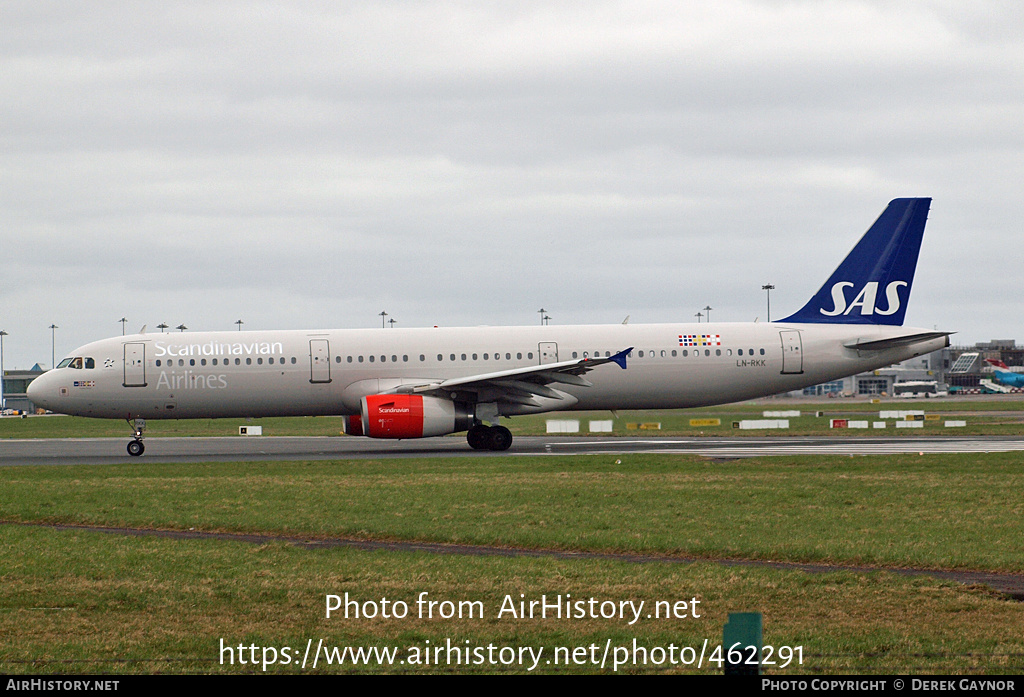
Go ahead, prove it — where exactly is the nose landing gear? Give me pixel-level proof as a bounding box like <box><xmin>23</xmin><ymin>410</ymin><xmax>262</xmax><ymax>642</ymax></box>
<box><xmin>126</xmin><ymin>418</ymin><xmax>146</xmax><ymax>457</ymax></box>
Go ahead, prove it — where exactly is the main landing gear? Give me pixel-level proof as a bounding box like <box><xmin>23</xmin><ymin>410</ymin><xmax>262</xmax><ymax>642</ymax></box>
<box><xmin>126</xmin><ymin>418</ymin><xmax>146</xmax><ymax>457</ymax></box>
<box><xmin>466</xmin><ymin>424</ymin><xmax>513</xmax><ymax>451</ymax></box>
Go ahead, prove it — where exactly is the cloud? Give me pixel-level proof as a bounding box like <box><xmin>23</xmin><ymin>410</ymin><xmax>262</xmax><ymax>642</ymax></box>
<box><xmin>2</xmin><ymin>1</ymin><xmax>1023</xmax><ymax>366</ymax></box>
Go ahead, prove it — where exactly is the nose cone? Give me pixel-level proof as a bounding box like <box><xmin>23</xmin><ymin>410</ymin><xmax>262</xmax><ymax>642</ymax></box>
<box><xmin>26</xmin><ymin>371</ymin><xmax>59</xmax><ymax>412</ymax></box>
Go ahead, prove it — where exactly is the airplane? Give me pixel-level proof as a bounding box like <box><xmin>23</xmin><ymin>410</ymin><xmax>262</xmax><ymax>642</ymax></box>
<box><xmin>27</xmin><ymin>197</ymin><xmax>950</xmax><ymax>457</ymax></box>
<box><xmin>983</xmin><ymin>359</ymin><xmax>1024</xmax><ymax>389</ymax></box>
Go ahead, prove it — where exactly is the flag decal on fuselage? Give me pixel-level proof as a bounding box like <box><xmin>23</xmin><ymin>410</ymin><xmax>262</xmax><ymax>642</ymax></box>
<box><xmin>679</xmin><ymin>334</ymin><xmax>721</xmax><ymax>347</ymax></box>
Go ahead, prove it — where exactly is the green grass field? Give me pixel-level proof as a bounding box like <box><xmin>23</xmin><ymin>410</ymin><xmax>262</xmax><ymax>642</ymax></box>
<box><xmin>2</xmin><ymin>451</ymin><xmax>1023</xmax><ymax>674</ymax></box>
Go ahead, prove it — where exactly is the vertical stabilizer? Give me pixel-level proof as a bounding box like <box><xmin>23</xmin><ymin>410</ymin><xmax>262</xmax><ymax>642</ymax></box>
<box><xmin>779</xmin><ymin>198</ymin><xmax>931</xmax><ymax>326</ymax></box>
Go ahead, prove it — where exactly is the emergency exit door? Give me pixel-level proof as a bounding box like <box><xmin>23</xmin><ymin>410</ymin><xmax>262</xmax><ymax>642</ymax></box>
<box><xmin>780</xmin><ymin>330</ymin><xmax>803</xmax><ymax>375</ymax></box>
<box><xmin>538</xmin><ymin>342</ymin><xmax>558</xmax><ymax>365</ymax></box>
<box><xmin>309</xmin><ymin>339</ymin><xmax>332</xmax><ymax>383</ymax></box>
<box><xmin>123</xmin><ymin>343</ymin><xmax>147</xmax><ymax>387</ymax></box>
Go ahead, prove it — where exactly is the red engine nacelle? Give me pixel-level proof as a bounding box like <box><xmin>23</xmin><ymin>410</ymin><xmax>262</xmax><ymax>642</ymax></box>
<box><xmin>360</xmin><ymin>394</ymin><xmax>473</xmax><ymax>439</ymax></box>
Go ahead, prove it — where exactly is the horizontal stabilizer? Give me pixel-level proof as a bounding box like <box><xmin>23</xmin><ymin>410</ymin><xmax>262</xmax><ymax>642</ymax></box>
<box><xmin>843</xmin><ymin>331</ymin><xmax>951</xmax><ymax>352</ymax></box>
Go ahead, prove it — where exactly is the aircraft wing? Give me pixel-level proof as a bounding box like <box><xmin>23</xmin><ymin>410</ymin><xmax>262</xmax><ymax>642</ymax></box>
<box><xmin>383</xmin><ymin>347</ymin><xmax>633</xmax><ymax>406</ymax></box>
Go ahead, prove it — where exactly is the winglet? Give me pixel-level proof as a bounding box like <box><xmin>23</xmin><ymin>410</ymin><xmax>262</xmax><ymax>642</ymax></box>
<box><xmin>610</xmin><ymin>347</ymin><xmax>633</xmax><ymax>369</ymax></box>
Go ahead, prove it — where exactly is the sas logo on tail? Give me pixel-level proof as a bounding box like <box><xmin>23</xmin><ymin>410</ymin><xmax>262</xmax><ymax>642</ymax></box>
<box><xmin>820</xmin><ymin>281</ymin><xmax>907</xmax><ymax>317</ymax></box>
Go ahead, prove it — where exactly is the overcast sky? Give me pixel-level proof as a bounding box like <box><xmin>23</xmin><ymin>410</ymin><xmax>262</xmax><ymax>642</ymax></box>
<box><xmin>2</xmin><ymin>1</ymin><xmax>1023</xmax><ymax>369</ymax></box>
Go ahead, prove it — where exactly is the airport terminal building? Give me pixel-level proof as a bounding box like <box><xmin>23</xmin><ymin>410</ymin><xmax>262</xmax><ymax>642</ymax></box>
<box><xmin>2</xmin><ymin>366</ymin><xmax>46</xmax><ymax>413</ymax></box>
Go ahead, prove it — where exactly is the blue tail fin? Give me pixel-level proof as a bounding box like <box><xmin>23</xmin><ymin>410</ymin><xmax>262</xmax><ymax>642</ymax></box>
<box><xmin>778</xmin><ymin>198</ymin><xmax>931</xmax><ymax>326</ymax></box>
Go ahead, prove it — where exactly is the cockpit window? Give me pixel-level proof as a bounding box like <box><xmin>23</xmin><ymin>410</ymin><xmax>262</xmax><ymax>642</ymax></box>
<box><xmin>56</xmin><ymin>357</ymin><xmax>94</xmax><ymax>369</ymax></box>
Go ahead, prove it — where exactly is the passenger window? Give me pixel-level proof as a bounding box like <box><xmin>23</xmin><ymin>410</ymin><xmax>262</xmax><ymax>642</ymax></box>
<box><xmin>760</xmin><ymin>349</ymin><xmax>765</xmax><ymax>355</ymax></box>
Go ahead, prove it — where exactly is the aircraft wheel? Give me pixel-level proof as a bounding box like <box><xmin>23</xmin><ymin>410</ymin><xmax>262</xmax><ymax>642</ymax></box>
<box><xmin>127</xmin><ymin>440</ymin><xmax>145</xmax><ymax>457</ymax></box>
<box><xmin>488</xmin><ymin>426</ymin><xmax>513</xmax><ymax>451</ymax></box>
<box><xmin>467</xmin><ymin>425</ymin><xmax>490</xmax><ymax>450</ymax></box>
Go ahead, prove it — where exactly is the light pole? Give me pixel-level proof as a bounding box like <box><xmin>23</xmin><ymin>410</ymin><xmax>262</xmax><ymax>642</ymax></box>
<box><xmin>49</xmin><ymin>324</ymin><xmax>58</xmax><ymax>368</ymax></box>
<box><xmin>176</xmin><ymin>324</ymin><xmax>187</xmax><ymax>333</ymax></box>
<box><xmin>157</xmin><ymin>323</ymin><xmax>168</xmax><ymax>333</ymax></box>
<box><xmin>0</xmin><ymin>330</ymin><xmax>7</xmax><ymax>409</ymax></box>
<box><xmin>388</xmin><ymin>318</ymin><xmax>397</xmax><ymax>329</ymax></box>
<box><xmin>762</xmin><ymin>284</ymin><xmax>775</xmax><ymax>322</ymax></box>
<box><xmin>235</xmin><ymin>319</ymin><xmax>244</xmax><ymax>331</ymax></box>
<box><xmin>120</xmin><ymin>317</ymin><xmax>128</xmax><ymax>335</ymax></box>
<box><xmin>695</xmin><ymin>312</ymin><xmax>703</xmax><ymax>323</ymax></box>
<box><xmin>379</xmin><ymin>311</ymin><xmax>388</xmax><ymax>328</ymax></box>
<box><xmin>703</xmin><ymin>305</ymin><xmax>713</xmax><ymax>323</ymax></box>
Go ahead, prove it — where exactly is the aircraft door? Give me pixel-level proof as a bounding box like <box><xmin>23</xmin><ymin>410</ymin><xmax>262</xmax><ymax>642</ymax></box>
<box><xmin>123</xmin><ymin>343</ymin><xmax>147</xmax><ymax>387</ymax></box>
<box><xmin>309</xmin><ymin>339</ymin><xmax>332</xmax><ymax>383</ymax></box>
<box><xmin>538</xmin><ymin>342</ymin><xmax>558</xmax><ymax>365</ymax></box>
<box><xmin>780</xmin><ymin>330</ymin><xmax>804</xmax><ymax>375</ymax></box>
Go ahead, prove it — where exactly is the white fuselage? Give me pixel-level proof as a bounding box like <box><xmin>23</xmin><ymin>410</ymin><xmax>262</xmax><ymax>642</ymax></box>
<box><xmin>28</xmin><ymin>321</ymin><xmax>947</xmax><ymax>421</ymax></box>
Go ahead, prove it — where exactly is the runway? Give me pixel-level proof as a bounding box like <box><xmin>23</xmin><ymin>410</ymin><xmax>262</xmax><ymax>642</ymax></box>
<box><xmin>3</xmin><ymin>434</ymin><xmax>1024</xmax><ymax>466</ymax></box>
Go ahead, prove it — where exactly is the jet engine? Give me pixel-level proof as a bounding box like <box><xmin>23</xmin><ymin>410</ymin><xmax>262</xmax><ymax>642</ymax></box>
<box><xmin>360</xmin><ymin>394</ymin><xmax>473</xmax><ymax>439</ymax></box>
<box><xmin>342</xmin><ymin>414</ymin><xmax>364</xmax><ymax>436</ymax></box>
